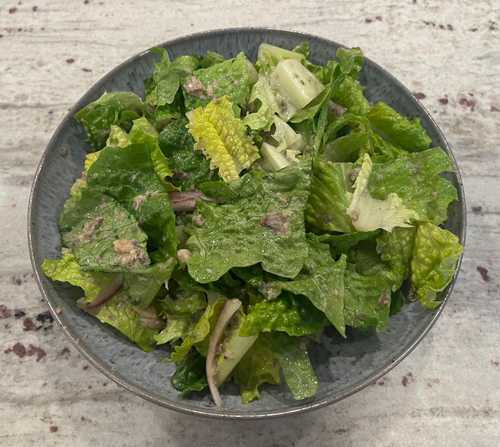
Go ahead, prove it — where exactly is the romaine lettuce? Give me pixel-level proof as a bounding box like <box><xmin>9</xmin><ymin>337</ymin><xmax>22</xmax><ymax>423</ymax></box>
<box><xmin>187</xmin><ymin>96</ymin><xmax>260</xmax><ymax>182</ymax></box>
<box><xmin>411</xmin><ymin>223</ymin><xmax>463</xmax><ymax>309</ymax></box>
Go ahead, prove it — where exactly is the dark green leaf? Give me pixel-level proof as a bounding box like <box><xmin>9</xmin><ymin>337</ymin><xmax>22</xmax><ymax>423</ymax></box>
<box><xmin>75</xmin><ymin>92</ymin><xmax>144</xmax><ymax>149</ymax></box>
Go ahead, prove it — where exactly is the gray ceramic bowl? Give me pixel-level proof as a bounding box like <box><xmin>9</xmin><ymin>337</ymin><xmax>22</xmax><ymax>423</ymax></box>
<box><xmin>28</xmin><ymin>28</ymin><xmax>465</xmax><ymax>419</ymax></box>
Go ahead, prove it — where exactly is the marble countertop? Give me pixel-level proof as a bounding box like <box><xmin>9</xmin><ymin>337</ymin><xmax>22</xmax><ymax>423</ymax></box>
<box><xmin>0</xmin><ymin>1</ymin><xmax>499</xmax><ymax>446</ymax></box>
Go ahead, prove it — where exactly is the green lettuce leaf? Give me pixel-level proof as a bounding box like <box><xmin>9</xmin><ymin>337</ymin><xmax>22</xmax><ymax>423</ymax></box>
<box><xmin>75</xmin><ymin>92</ymin><xmax>144</xmax><ymax>149</ymax></box>
<box><xmin>268</xmin><ymin>236</ymin><xmax>347</xmax><ymax>336</ymax></box>
<box><xmin>376</xmin><ymin>227</ymin><xmax>416</xmax><ymax>290</ymax></box>
<box><xmin>62</xmin><ymin>195</ymin><xmax>150</xmax><ymax>272</ymax></box>
<box><xmin>306</xmin><ymin>159</ymin><xmax>354</xmax><ymax>233</ymax></box>
<box><xmin>368</xmin><ymin>148</ymin><xmax>458</xmax><ymax>225</ymax></box>
<box><xmin>123</xmin><ymin>258</ymin><xmax>177</xmax><ymax>308</ymax></box>
<box><xmin>42</xmin><ymin>249</ymin><xmax>117</xmax><ymax>302</ymax></box>
<box><xmin>159</xmin><ymin>117</ymin><xmax>214</xmax><ymax>190</ymax></box>
<box><xmin>187</xmin><ymin>164</ymin><xmax>311</xmax><ymax>283</ymax></box>
<box><xmin>96</xmin><ymin>292</ymin><xmax>159</xmax><ymax>351</ymax></box>
<box><xmin>106</xmin><ymin>125</ymin><xmax>130</xmax><ymax>148</ymax></box>
<box><xmin>268</xmin><ymin>333</ymin><xmax>318</xmax><ymax>400</ymax></box>
<box><xmin>347</xmin><ymin>154</ymin><xmax>418</xmax><ymax>232</ymax></box>
<box><xmin>170</xmin><ymin>297</ymin><xmax>225</xmax><ymax>362</ymax></box>
<box><xmin>318</xmin><ymin>231</ymin><xmax>380</xmax><ymax>256</ymax></box>
<box><xmin>128</xmin><ymin>117</ymin><xmax>173</xmax><ymax>179</ymax></box>
<box><xmin>332</xmin><ymin>76</ymin><xmax>370</xmax><ymax>115</ymax></box>
<box><xmin>198</xmin><ymin>51</ymin><xmax>225</xmax><ymax>68</ymax></box>
<box><xmin>155</xmin><ymin>313</ymin><xmax>192</xmax><ymax>345</ymax></box>
<box><xmin>171</xmin><ymin>350</ymin><xmax>208</xmax><ymax>394</ymax></box>
<box><xmin>145</xmin><ymin>48</ymin><xmax>197</xmax><ymax>108</ymax></box>
<box><xmin>344</xmin><ymin>266</ymin><xmax>392</xmax><ymax>330</ymax></box>
<box><xmin>411</xmin><ymin>223</ymin><xmax>463</xmax><ymax>309</ymax></box>
<box><xmin>336</xmin><ymin>47</ymin><xmax>364</xmax><ymax>78</ymax></box>
<box><xmin>187</xmin><ymin>96</ymin><xmax>260</xmax><ymax>182</ymax></box>
<box><xmin>240</xmin><ymin>292</ymin><xmax>327</xmax><ymax>337</ymax></box>
<box><xmin>183</xmin><ymin>52</ymin><xmax>256</xmax><ymax>109</ymax></box>
<box><xmin>233</xmin><ymin>336</ymin><xmax>281</xmax><ymax>403</ymax></box>
<box><xmin>86</xmin><ymin>143</ymin><xmax>177</xmax><ymax>256</ymax></box>
<box><xmin>367</xmin><ymin>102</ymin><xmax>432</xmax><ymax>151</ymax></box>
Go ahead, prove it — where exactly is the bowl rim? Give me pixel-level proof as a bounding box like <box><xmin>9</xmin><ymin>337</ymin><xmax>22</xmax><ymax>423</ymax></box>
<box><xmin>28</xmin><ymin>27</ymin><xmax>466</xmax><ymax>420</ymax></box>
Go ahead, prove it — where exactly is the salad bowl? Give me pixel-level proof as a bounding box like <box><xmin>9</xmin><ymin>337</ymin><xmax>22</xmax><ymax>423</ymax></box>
<box><xmin>28</xmin><ymin>28</ymin><xmax>465</xmax><ymax>419</ymax></box>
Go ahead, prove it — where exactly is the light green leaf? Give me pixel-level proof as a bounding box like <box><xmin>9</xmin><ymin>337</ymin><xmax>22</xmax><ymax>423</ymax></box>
<box><xmin>42</xmin><ymin>249</ymin><xmax>117</xmax><ymax>302</ymax></box>
<box><xmin>170</xmin><ymin>298</ymin><xmax>225</xmax><ymax>362</ymax></box>
<box><xmin>96</xmin><ymin>292</ymin><xmax>159</xmax><ymax>351</ymax></box>
<box><xmin>187</xmin><ymin>97</ymin><xmax>260</xmax><ymax>182</ymax></box>
<box><xmin>411</xmin><ymin>223</ymin><xmax>463</xmax><ymax>309</ymax></box>
<box><xmin>347</xmin><ymin>154</ymin><xmax>418</xmax><ymax>232</ymax></box>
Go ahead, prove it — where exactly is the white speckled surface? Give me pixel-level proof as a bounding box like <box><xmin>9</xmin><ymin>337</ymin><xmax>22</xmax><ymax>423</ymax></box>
<box><xmin>0</xmin><ymin>1</ymin><xmax>499</xmax><ymax>446</ymax></box>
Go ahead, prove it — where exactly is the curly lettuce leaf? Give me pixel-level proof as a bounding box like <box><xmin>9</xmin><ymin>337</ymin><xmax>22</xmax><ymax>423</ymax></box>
<box><xmin>306</xmin><ymin>159</ymin><xmax>354</xmax><ymax>233</ymax></box>
<box><xmin>347</xmin><ymin>154</ymin><xmax>418</xmax><ymax>232</ymax></box>
<box><xmin>145</xmin><ymin>48</ymin><xmax>197</xmax><ymax>108</ymax></box>
<box><xmin>240</xmin><ymin>292</ymin><xmax>327</xmax><ymax>337</ymax></box>
<box><xmin>86</xmin><ymin>143</ymin><xmax>177</xmax><ymax>256</ymax></box>
<box><xmin>183</xmin><ymin>52</ymin><xmax>256</xmax><ymax>109</ymax></box>
<box><xmin>159</xmin><ymin>117</ymin><xmax>214</xmax><ymax>190</ymax></box>
<box><xmin>96</xmin><ymin>292</ymin><xmax>159</xmax><ymax>351</ymax></box>
<box><xmin>336</xmin><ymin>47</ymin><xmax>364</xmax><ymax>79</ymax></box>
<box><xmin>367</xmin><ymin>102</ymin><xmax>432</xmax><ymax>151</ymax></box>
<box><xmin>75</xmin><ymin>92</ymin><xmax>144</xmax><ymax>149</ymax></box>
<box><xmin>332</xmin><ymin>76</ymin><xmax>370</xmax><ymax>115</ymax></box>
<box><xmin>344</xmin><ymin>266</ymin><xmax>392</xmax><ymax>330</ymax></box>
<box><xmin>187</xmin><ymin>97</ymin><xmax>260</xmax><ymax>182</ymax></box>
<box><xmin>106</xmin><ymin>124</ymin><xmax>130</xmax><ymax>148</ymax></box>
<box><xmin>268</xmin><ymin>333</ymin><xmax>318</xmax><ymax>400</ymax></box>
<box><xmin>187</xmin><ymin>164</ymin><xmax>311</xmax><ymax>283</ymax></box>
<box><xmin>411</xmin><ymin>223</ymin><xmax>463</xmax><ymax>309</ymax></box>
<box><xmin>171</xmin><ymin>350</ymin><xmax>208</xmax><ymax>395</ymax></box>
<box><xmin>170</xmin><ymin>298</ymin><xmax>225</xmax><ymax>362</ymax></box>
<box><xmin>62</xmin><ymin>195</ymin><xmax>150</xmax><ymax>272</ymax></box>
<box><xmin>233</xmin><ymin>336</ymin><xmax>281</xmax><ymax>403</ymax></box>
<box><xmin>42</xmin><ymin>249</ymin><xmax>117</xmax><ymax>302</ymax></box>
<box><xmin>376</xmin><ymin>227</ymin><xmax>416</xmax><ymax>290</ymax></box>
<box><xmin>368</xmin><ymin>148</ymin><xmax>458</xmax><ymax>225</ymax></box>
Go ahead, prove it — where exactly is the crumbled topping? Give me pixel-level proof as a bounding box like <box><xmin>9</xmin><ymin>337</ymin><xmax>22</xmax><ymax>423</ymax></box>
<box><xmin>113</xmin><ymin>239</ymin><xmax>148</xmax><ymax>267</ymax></box>
<box><xmin>261</xmin><ymin>212</ymin><xmax>289</xmax><ymax>235</ymax></box>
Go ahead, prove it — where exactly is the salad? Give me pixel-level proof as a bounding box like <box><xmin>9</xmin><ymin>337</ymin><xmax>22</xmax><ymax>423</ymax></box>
<box><xmin>43</xmin><ymin>42</ymin><xmax>463</xmax><ymax>406</ymax></box>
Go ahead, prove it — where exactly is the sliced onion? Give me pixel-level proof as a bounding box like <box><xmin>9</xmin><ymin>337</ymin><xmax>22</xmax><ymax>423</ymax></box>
<box><xmin>169</xmin><ymin>191</ymin><xmax>203</xmax><ymax>212</ymax></box>
<box><xmin>85</xmin><ymin>275</ymin><xmax>123</xmax><ymax>310</ymax></box>
<box><xmin>206</xmin><ymin>299</ymin><xmax>242</xmax><ymax>407</ymax></box>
